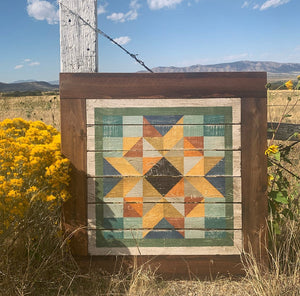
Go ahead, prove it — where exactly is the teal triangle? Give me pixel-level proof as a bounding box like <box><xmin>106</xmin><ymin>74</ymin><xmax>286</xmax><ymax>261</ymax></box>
<box><xmin>206</xmin><ymin>158</ymin><xmax>225</xmax><ymax>176</ymax></box>
<box><xmin>144</xmin><ymin>229</ymin><xmax>184</xmax><ymax>239</ymax></box>
<box><xmin>154</xmin><ymin>218</ymin><xmax>174</xmax><ymax>229</ymax></box>
<box><xmin>144</xmin><ymin>115</ymin><xmax>183</xmax><ymax>136</ymax></box>
<box><xmin>103</xmin><ymin>159</ymin><xmax>121</xmax><ymax>176</ymax></box>
<box><xmin>103</xmin><ymin>177</ymin><xmax>122</xmax><ymax>196</ymax></box>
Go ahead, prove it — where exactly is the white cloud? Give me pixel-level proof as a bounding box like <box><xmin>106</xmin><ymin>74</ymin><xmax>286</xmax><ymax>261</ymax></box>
<box><xmin>24</xmin><ymin>58</ymin><xmax>31</xmax><ymax>62</ymax></box>
<box><xmin>147</xmin><ymin>0</ymin><xmax>184</xmax><ymax>10</ymax></box>
<box><xmin>107</xmin><ymin>0</ymin><xmax>140</xmax><ymax>22</ymax></box>
<box><xmin>260</xmin><ymin>0</ymin><xmax>290</xmax><ymax>10</ymax></box>
<box><xmin>29</xmin><ymin>61</ymin><xmax>40</xmax><ymax>66</ymax></box>
<box><xmin>113</xmin><ymin>36</ymin><xmax>131</xmax><ymax>46</ymax></box>
<box><xmin>27</xmin><ymin>0</ymin><xmax>59</xmax><ymax>25</ymax></box>
<box><xmin>98</xmin><ymin>1</ymin><xmax>108</xmax><ymax>15</ymax></box>
<box><xmin>242</xmin><ymin>1</ymin><xmax>249</xmax><ymax>8</ymax></box>
<box><xmin>14</xmin><ymin>65</ymin><xmax>24</xmax><ymax>70</ymax></box>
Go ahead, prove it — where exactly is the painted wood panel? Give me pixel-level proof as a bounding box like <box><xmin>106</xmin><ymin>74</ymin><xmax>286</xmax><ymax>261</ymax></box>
<box><xmin>60</xmin><ymin>72</ymin><xmax>268</xmax><ymax>276</ymax></box>
<box><xmin>87</xmin><ymin>99</ymin><xmax>242</xmax><ymax>255</ymax></box>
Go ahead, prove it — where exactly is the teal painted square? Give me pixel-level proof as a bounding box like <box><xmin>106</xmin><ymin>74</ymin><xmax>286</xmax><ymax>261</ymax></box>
<box><xmin>103</xmin><ymin>137</ymin><xmax>123</xmax><ymax>150</ymax></box>
<box><xmin>185</xmin><ymin>229</ymin><xmax>205</xmax><ymax>239</ymax></box>
<box><xmin>205</xmin><ymin>217</ymin><xmax>227</xmax><ymax>229</ymax></box>
<box><xmin>103</xmin><ymin>125</ymin><xmax>123</xmax><ymax>137</ymax></box>
<box><xmin>102</xmin><ymin>116</ymin><xmax>122</xmax><ymax>125</ymax></box>
<box><xmin>205</xmin><ymin>203</ymin><xmax>226</xmax><ymax>217</ymax></box>
<box><xmin>204</xmin><ymin>115</ymin><xmax>225</xmax><ymax>124</ymax></box>
<box><xmin>102</xmin><ymin>218</ymin><xmax>124</xmax><ymax>229</ymax></box>
<box><xmin>102</xmin><ymin>230</ymin><xmax>124</xmax><ymax>240</ymax></box>
<box><xmin>204</xmin><ymin>197</ymin><xmax>226</xmax><ymax>203</ymax></box>
<box><xmin>103</xmin><ymin>150</ymin><xmax>123</xmax><ymax>157</ymax></box>
<box><xmin>185</xmin><ymin>217</ymin><xmax>205</xmax><ymax>228</ymax></box>
<box><xmin>123</xmin><ymin>116</ymin><xmax>143</xmax><ymax>124</ymax></box>
<box><xmin>184</xmin><ymin>125</ymin><xmax>204</xmax><ymax>136</ymax></box>
<box><xmin>184</xmin><ymin>115</ymin><xmax>204</xmax><ymax>124</ymax></box>
<box><xmin>204</xmin><ymin>137</ymin><xmax>225</xmax><ymax>149</ymax></box>
<box><xmin>103</xmin><ymin>203</ymin><xmax>123</xmax><ymax>218</ymax></box>
<box><xmin>123</xmin><ymin>125</ymin><xmax>143</xmax><ymax>137</ymax></box>
<box><xmin>204</xmin><ymin>125</ymin><xmax>225</xmax><ymax>136</ymax></box>
<box><xmin>123</xmin><ymin>229</ymin><xmax>143</xmax><ymax>239</ymax></box>
<box><xmin>124</xmin><ymin>217</ymin><xmax>143</xmax><ymax>229</ymax></box>
<box><xmin>205</xmin><ymin>230</ymin><xmax>228</xmax><ymax>239</ymax></box>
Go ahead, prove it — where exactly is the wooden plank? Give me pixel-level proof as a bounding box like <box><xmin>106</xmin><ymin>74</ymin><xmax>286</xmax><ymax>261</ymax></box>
<box><xmin>75</xmin><ymin>255</ymin><xmax>244</xmax><ymax>278</ymax></box>
<box><xmin>60</xmin><ymin>72</ymin><xmax>267</xmax><ymax>99</ymax></box>
<box><xmin>87</xmin><ymin>177</ymin><xmax>242</xmax><ymax>203</ymax></box>
<box><xmin>86</xmin><ymin>98</ymin><xmax>241</xmax><ymax>124</ymax></box>
<box><xmin>241</xmin><ymin>97</ymin><xmax>268</xmax><ymax>263</ymax></box>
<box><xmin>87</xmin><ymin>229</ymin><xmax>243</xmax><ymax>256</ymax></box>
<box><xmin>59</xmin><ymin>0</ymin><xmax>98</xmax><ymax>72</ymax></box>
<box><xmin>61</xmin><ymin>98</ymin><xmax>88</xmax><ymax>256</ymax></box>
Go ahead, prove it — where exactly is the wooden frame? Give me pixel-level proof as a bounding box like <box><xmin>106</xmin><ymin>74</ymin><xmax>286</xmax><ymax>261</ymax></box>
<box><xmin>60</xmin><ymin>72</ymin><xmax>268</xmax><ymax>278</ymax></box>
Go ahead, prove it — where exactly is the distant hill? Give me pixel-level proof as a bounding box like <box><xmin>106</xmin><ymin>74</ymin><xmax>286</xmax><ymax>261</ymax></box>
<box><xmin>152</xmin><ymin>61</ymin><xmax>300</xmax><ymax>81</ymax></box>
<box><xmin>0</xmin><ymin>81</ymin><xmax>59</xmax><ymax>92</ymax></box>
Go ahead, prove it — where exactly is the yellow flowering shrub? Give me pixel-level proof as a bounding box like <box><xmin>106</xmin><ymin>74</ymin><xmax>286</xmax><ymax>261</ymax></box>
<box><xmin>0</xmin><ymin>118</ymin><xmax>70</xmax><ymax>231</ymax></box>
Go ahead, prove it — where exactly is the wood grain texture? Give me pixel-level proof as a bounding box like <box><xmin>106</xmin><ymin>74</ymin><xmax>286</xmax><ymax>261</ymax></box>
<box><xmin>61</xmin><ymin>98</ymin><xmax>88</xmax><ymax>256</ymax></box>
<box><xmin>59</xmin><ymin>0</ymin><xmax>98</xmax><ymax>72</ymax></box>
<box><xmin>60</xmin><ymin>72</ymin><xmax>266</xmax><ymax>99</ymax></box>
<box><xmin>75</xmin><ymin>254</ymin><xmax>244</xmax><ymax>279</ymax></box>
<box><xmin>241</xmin><ymin>97</ymin><xmax>268</xmax><ymax>264</ymax></box>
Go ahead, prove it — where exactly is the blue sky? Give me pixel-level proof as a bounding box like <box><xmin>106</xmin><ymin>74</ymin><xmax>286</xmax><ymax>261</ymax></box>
<box><xmin>0</xmin><ymin>0</ymin><xmax>299</xmax><ymax>83</ymax></box>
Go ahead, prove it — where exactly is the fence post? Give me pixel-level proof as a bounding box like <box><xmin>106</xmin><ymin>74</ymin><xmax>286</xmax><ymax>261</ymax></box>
<box><xmin>59</xmin><ymin>0</ymin><xmax>98</xmax><ymax>72</ymax></box>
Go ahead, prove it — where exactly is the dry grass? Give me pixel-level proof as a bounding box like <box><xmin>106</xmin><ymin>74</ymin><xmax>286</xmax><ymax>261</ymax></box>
<box><xmin>268</xmin><ymin>90</ymin><xmax>300</xmax><ymax>123</ymax></box>
<box><xmin>0</xmin><ymin>95</ymin><xmax>60</xmax><ymax>130</ymax></box>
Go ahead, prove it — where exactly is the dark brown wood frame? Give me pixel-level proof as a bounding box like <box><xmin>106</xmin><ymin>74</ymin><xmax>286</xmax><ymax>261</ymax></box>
<box><xmin>60</xmin><ymin>72</ymin><xmax>268</xmax><ymax>278</ymax></box>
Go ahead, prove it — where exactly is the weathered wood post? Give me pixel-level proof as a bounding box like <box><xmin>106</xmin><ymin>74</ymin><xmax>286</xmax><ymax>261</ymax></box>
<box><xmin>60</xmin><ymin>0</ymin><xmax>98</xmax><ymax>72</ymax></box>
<box><xmin>59</xmin><ymin>0</ymin><xmax>98</xmax><ymax>255</ymax></box>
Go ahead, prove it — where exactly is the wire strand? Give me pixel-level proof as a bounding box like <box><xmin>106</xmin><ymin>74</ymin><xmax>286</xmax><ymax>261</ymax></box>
<box><xmin>59</xmin><ymin>2</ymin><xmax>153</xmax><ymax>73</ymax></box>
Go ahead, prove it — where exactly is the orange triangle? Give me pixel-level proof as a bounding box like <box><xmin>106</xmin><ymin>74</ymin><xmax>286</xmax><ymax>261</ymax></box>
<box><xmin>143</xmin><ymin>117</ymin><xmax>162</xmax><ymax>137</ymax></box>
<box><xmin>165</xmin><ymin>178</ymin><xmax>184</xmax><ymax>197</ymax></box>
<box><xmin>185</xmin><ymin>137</ymin><xmax>204</xmax><ymax>149</ymax></box>
<box><xmin>184</xmin><ymin>138</ymin><xmax>203</xmax><ymax>156</ymax></box>
<box><xmin>204</xmin><ymin>157</ymin><xmax>223</xmax><ymax>175</ymax></box>
<box><xmin>143</xmin><ymin>157</ymin><xmax>162</xmax><ymax>175</ymax></box>
<box><xmin>124</xmin><ymin>198</ymin><xmax>143</xmax><ymax>217</ymax></box>
<box><xmin>186</xmin><ymin>157</ymin><xmax>205</xmax><ymax>176</ymax></box>
<box><xmin>186</xmin><ymin>203</ymin><xmax>205</xmax><ymax>217</ymax></box>
<box><xmin>124</xmin><ymin>138</ymin><xmax>143</xmax><ymax>157</ymax></box>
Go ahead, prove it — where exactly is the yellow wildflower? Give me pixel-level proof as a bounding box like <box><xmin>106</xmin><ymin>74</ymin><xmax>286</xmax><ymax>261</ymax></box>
<box><xmin>297</xmin><ymin>75</ymin><xmax>300</xmax><ymax>80</ymax></box>
<box><xmin>285</xmin><ymin>80</ymin><xmax>293</xmax><ymax>90</ymax></box>
<box><xmin>268</xmin><ymin>174</ymin><xmax>274</xmax><ymax>186</ymax></box>
<box><xmin>46</xmin><ymin>195</ymin><xmax>56</xmax><ymax>202</ymax></box>
<box><xmin>265</xmin><ymin>144</ymin><xmax>279</xmax><ymax>155</ymax></box>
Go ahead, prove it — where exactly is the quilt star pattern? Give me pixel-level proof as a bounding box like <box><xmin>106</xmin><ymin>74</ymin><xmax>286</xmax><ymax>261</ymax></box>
<box><xmin>87</xmin><ymin>103</ymin><xmax>241</xmax><ymax>254</ymax></box>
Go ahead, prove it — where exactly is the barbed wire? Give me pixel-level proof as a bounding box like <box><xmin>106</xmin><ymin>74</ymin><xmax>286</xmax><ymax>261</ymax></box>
<box><xmin>59</xmin><ymin>2</ymin><xmax>153</xmax><ymax>73</ymax></box>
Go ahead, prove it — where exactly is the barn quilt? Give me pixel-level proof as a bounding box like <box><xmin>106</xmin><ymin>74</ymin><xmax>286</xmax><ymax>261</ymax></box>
<box><xmin>87</xmin><ymin>98</ymin><xmax>242</xmax><ymax>255</ymax></box>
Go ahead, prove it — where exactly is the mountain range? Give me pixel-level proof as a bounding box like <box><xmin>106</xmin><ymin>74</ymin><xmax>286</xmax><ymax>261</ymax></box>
<box><xmin>1</xmin><ymin>61</ymin><xmax>300</xmax><ymax>92</ymax></box>
<box><xmin>0</xmin><ymin>81</ymin><xmax>59</xmax><ymax>92</ymax></box>
<box><xmin>152</xmin><ymin>61</ymin><xmax>300</xmax><ymax>81</ymax></box>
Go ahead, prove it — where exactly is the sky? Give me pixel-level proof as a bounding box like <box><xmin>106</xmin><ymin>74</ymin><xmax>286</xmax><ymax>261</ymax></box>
<box><xmin>0</xmin><ymin>0</ymin><xmax>300</xmax><ymax>83</ymax></box>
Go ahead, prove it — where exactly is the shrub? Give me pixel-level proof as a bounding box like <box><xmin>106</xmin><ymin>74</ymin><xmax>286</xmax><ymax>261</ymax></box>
<box><xmin>0</xmin><ymin>118</ymin><xmax>70</xmax><ymax>232</ymax></box>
